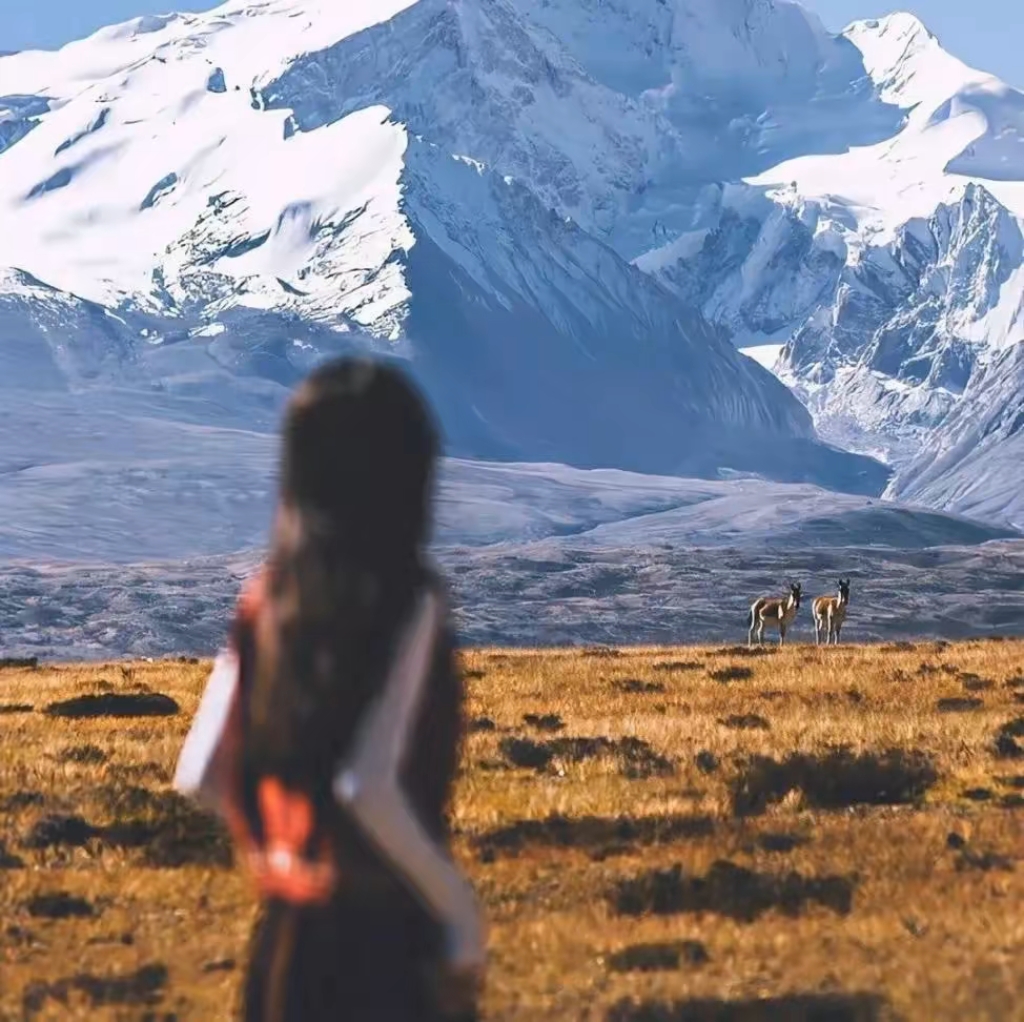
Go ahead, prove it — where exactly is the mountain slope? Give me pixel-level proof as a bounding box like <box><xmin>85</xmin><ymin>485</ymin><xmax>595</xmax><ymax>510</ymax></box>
<box><xmin>0</xmin><ymin>0</ymin><xmax>893</xmax><ymax>489</ymax></box>
<box><xmin>640</xmin><ymin>12</ymin><xmax>1024</xmax><ymax>524</ymax></box>
<box><xmin>0</xmin><ymin>385</ymin><xmax>1012</xmax><ymax>563</ymax></box>
<box><xmin>1</xmin><ymin>1</ymin><xmax>1022</xmax><ymax>514</ymax></box>
<box><xmin>888</xmin><ymin>343</ymin><xmax>1024</xmax><ymax>524</ymax></box>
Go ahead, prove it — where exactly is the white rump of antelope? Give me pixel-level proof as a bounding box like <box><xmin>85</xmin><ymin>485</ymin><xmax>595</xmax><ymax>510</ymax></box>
<box><xmin>813</xmin><ymin>579</ymin><xmax>851</xmax><ymax>646</ymax></box>
<box><xmin>748</xmin><ymin>583</ymin><xmax>802</xmax><ymax>647</ymax></box>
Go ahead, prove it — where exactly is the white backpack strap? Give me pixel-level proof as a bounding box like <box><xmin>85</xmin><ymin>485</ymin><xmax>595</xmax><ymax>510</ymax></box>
<box><xmin>333</xmin><ymin>588</ymin><xmax>485</xmax><ymax>973</ymax></box>
<box><xmin>173</xmin><ymin>649</ymin><xmax>240</xmax><ymax>813</ymax></box>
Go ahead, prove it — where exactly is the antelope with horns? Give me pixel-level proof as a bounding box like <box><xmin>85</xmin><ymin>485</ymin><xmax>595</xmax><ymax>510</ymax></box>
<box><xmin>813</xmin><ymin>578</ymin><xmax>851</xmax><ymax>646</ymax></box>
<box><xmin>748</xmin><ymin>583</ymin><xmax>802</xmax><ymax>647</ymax></box>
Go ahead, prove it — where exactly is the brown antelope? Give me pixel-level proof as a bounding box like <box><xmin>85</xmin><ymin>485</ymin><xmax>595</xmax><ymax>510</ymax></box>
<box><xmin>813</xmin><ymin>578</ymin><xmax>851</xmax><ymax>646</ymax></box>
<box><xmin>748</xmin><ymin>583</ymin><xmax>802</xmax><ymax>647</ymax></box>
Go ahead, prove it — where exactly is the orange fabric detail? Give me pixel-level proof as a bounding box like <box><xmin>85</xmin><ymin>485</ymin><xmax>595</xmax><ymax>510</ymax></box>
<box><xmin>258</xmin><ymin>777</ymin><xmax>315</xmax><ymax>854</ymax></box>
<box><xmin>251</xmin><ymin>777</ymin><xmax>337</xmax><ymax>905</ymax></box>
<box><xmin>225</xmin><ymin>567</ymin><xmax>338</xmax><ymax>905</ymax></box>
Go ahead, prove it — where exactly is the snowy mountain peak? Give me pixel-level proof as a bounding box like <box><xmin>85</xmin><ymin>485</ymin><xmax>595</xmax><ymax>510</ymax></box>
<box><xmin>2</xmin><ymin>0</ymin><xmax>1023</xmax><ymax>523</ymax></box>
<box><xmin>94</xmin><ymin>11</ymin><xmax>181</xmax><ymax>41</ymax></box>
<box><xmin>846</xmin><ymin>11</ymin><xmax>986</xmax><ymax>113</ymax></box>
<box><xmin>854</xmin><ymin>11</ymin><xmax>934</xmax><ymax>46</ymax></box>
<box><xmin>0</xmin><ymin>0</ymin><xmax>897</xmax><ymax>492</ymax></box>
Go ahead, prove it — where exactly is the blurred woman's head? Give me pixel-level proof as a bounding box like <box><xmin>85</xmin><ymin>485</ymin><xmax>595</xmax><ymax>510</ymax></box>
<box><xmin>245</xmin><ymin>355</ymin><xmax>442</xmax><ymax>793</ymax></box>
<box><xmin>276</xmin><ymin>355</ymin><xmax>439</xmax><ymax>571</ymax></box>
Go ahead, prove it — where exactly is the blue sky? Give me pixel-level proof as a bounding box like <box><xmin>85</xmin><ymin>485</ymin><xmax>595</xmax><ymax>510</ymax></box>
<box><xmin>2</xmin><ymin>1</ymin><xmax>1020</xmax><ymax>89</ymax></box>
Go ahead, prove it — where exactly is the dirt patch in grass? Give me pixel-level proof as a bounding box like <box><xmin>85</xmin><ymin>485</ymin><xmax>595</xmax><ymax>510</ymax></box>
<box><xmin>607</xmin><ymin>940</ymin><xmax>709</xmax><ymax>973</ymax></box>
<box><xmin>962</xmin><ymin>787</ymin><xmax>994</xmax><ymax>801</ymax></box>
<box><xmin>499</xmin><ymin>736</ymin><xmax>674</xmax><ymax>779</ymax></box>
<box><xmin>954</xmin><ymin>848</ymin><xmax>1015</xmax><ymax>872</ymax></box>
<box><xmin>993</xmin><ymin>717</ymin><xmax>1024</xmax><ymax>759</ymax></box>
<box><xmin>0</xmin><ymin>841</ymin><xmax>25</xmax><ymax>869</ymax></box>
<box><xmin>86</xmin><ymin>933</ymin><xmax>135</xmax><ymax>948</ymax></box>
<box><xmin>23</xmin><ymin>814</ymin><xmax>97</xmax><ymax>850</ymax></box>
<box><xmin>21</xmin><ymin>792</ymin><xmax>232</xmax><ymax>868</ymax></box>
<box><xmin>709</xmin><ymin>666</ymin><xmax>754</xmax><ymax>683</ymax></box>
<box><xmin>614</xmin><ymin>679</ymin><xmax>667</xmax><ymax>695</ymax></box>
<box><xmin>100</xmin><ymin>788</ymin><xmax>233</xmax><ymax>868</ymax></box>
<box><xmin>474</xmin><ymin>813</ymin><xmax>714</xmax><ymax>861</ymax></box>
<box><xmin>22</xmin><ymin>963</ymin><xmax>168</xmax><ymax>1016</ymax></box>
<box><xmin>610</xmin><ymin>860</ymin><xmax>855</xmax><ymax>922</ymax></box>
<box><xmin>0</xmin><ymin>703</ymin><xmax>34</xmax><ymax>714</ymax></box>
<box><xmin>731</xmin><ymin>749</ymin><xmax>938</xmax><ymax>817</ymax></box>
<box><xmin>652</xmin><ymin>661</ymin><xmax>703</xmax><ymax>673</ymax></box>
<box><xmin>202</xmin><ymin>958</ymin><xmax>237</xmax><ymax>973</ymax></box>
<box><xmin>2</xmin><ymin>791</ymin><xmax>45</xmax><ymax>813</ymax></box>
<box><xmin>106</xmin><ymin>761</ymin><xmax>171</xmax><ymax>784</ymax></box>
<box><xmin>467</xmin><ymin>716</ymin><xmax>497</xmax><ymax>733</ymax></box>
<box><xmin>936</xmin><ymin>697</ymin><xmax>984</xmax><ymax>713</ymax></box>
<box><xmin>606</xmin><ymin>992</ymin><xmax>887</xmax><ymax>1022</ymax></box>
<box><xmin>959</xmin><ymin>674</ymin><xmax>995</xmax><ymax>692</ymax></box>
<box><xmin>523</xmin><ymin>713</ymin><xmax>565</xmax><ymax>732</ymax></box>
<box><xmin>25</xmin><ymin>892</ymin><xmax>96</xmax><ymax>919</ymax></box>
<box><xmin>57</xmin><ymin>744</ymin><xmax>109</xmax><ymax>765</ymax></box>
<box><xmin>4</xmin><ymin>925</ymin><xmax>37</xmax><ymax>948</ymax></box>
<box><xmin>710</xmin><ymin>647</ymin><xmax>774</xmax><ymax>658</ymax></box>
<box><xmin>44</xmin><ymin>693</ymin><xmax>180</xmax><ymax>719</ymax></box>
<box><xmin>751</xmin><ymin>832</ymin><xmax>811</xmax><ymax>854</ymax></box>
<box><xmin>719</xmin><ymin>714</ymin><xmax>771</xmax><ymax>731</ymax></box>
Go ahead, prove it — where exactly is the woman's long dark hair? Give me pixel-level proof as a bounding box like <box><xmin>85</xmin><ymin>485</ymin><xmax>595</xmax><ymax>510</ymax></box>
<box><xmin>240</xmin><ymin>355</ymin><xmax>452</xmax><ymax>826</ymax></box>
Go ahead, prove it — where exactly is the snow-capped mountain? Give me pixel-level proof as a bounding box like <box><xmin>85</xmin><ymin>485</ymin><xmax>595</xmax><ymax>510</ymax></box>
<box><xmin>0</xmin><ymin>0</ymin><xmax>869</xmax><ymax>489</ymax></box>
<box><xmin>1</xmin><ymin>1</ymin><xmax>1022</xmax><ymax>519</ymax></box>
<box><xmin>646</xmin><ymin>12</ymin><xmax>1024</xmax><ymax>524</ymax></box>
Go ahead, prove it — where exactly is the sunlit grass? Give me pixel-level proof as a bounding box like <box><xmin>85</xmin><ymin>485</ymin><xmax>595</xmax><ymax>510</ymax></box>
<box><xmin>2</xmin><ymin>640</ymin><xmax>1023</xmax><ymax>1020</ymax></box>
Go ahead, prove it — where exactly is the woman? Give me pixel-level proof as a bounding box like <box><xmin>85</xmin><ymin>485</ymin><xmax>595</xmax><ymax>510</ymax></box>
<box><xmin>174</xmin><ymin>356</ymin><xmax>485</xmax><ymax>1021</ymax></box>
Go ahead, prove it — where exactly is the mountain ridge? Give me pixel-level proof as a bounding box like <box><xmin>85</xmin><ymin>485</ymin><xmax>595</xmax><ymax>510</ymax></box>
<box><xmin>0</xmin><ymin>0</ymin><xmax>1021</xmax><ymax>519</ymax></box>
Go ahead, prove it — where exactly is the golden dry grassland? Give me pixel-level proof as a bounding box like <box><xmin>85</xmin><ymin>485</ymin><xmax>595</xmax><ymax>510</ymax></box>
<box><xmin>1</xmin><ymin>640</ymin><xmax>1023</xmax><ymax>1022</ymax></box>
